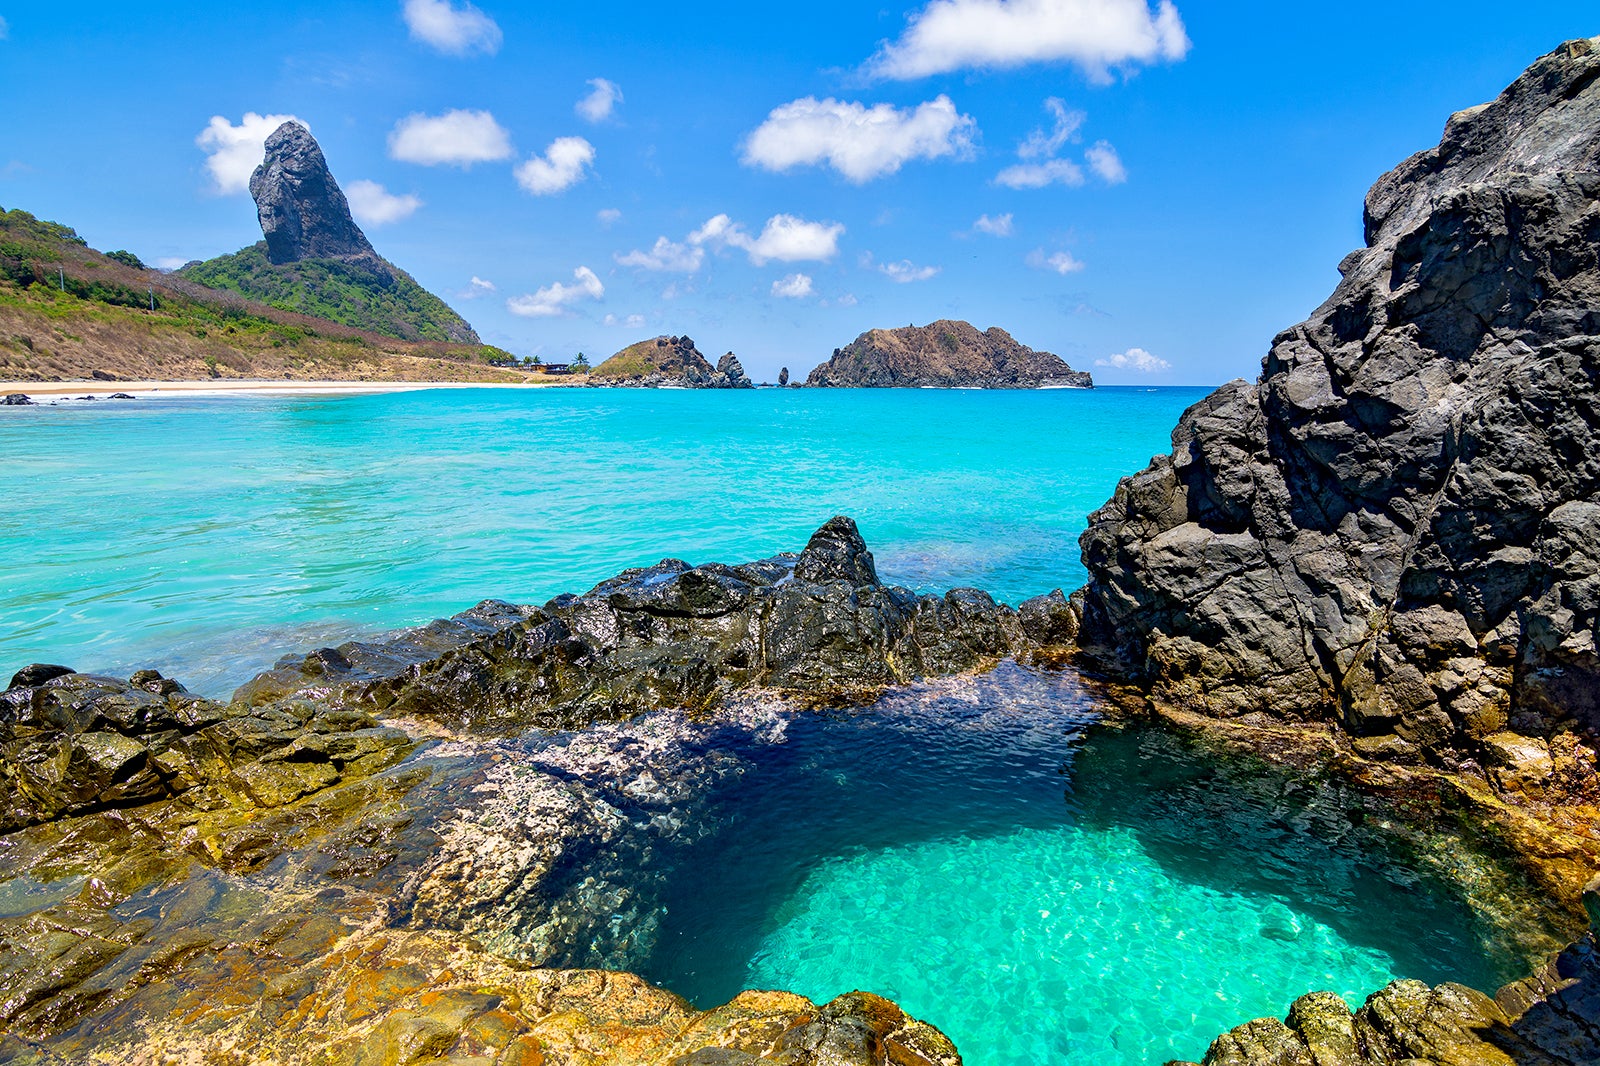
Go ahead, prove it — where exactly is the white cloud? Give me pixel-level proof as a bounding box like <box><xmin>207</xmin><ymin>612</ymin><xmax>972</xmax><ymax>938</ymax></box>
<box><xmin>772</xmin><ymin>273</ymin><xmax>815</xmax><ymax>299</ymax></box>
<box><xmin>154</xmin><ymin>256</ymin><xmax>190</xmax><ymax>271</ymax></box>
<box><xmin>1096</xmin><ymin>347</ymin><xmax>1170</xmax><ymax>372</ymax></box>
<box><xmin>458</xmin><ymin>275</ymin><xmax>497</xmax><ymax>299</ymax></box>
<box><xmin>1027</xmin><ymin>248</ymin><xmax>1086</xmax><ymax>274</ymax></box>
<box><xmin>345</xmin><ymin>180</ymin><xmax>422</xmax><ymax>225</ymax></box>
<box><xmin>615</xmin><ymin>237</ymin><xmax>704</xmax><ymax>273</ymax></box>
<box><xmin>196</xmin><ymin>112</ymin><xmax>304</xmax><ymax>195</ymax></box>
<box><xmin>389</xmin><ymin>109</ymin><xmax>512</xmax><ymax>166</ymax></box>
<box><xmin>576</xmin><ymin>78</ymin><xmax>622</xmax><ymax>123</ymax></box>
<box><xmin>506</xmin><ymin>266</ymin><xmax>604</xmax><ymax>318</ymax></box>
<box><xmin>880</xmin><ymin>259</ymin><xmax>940</xmax><ymax>283</ymax></box>
<box><xmin>996</xmin><ymin>159</ymin><xmax>1085</xmax><ymax>188</ymax></box>
<box><xmin>1086</xmin><ymin>139</ymin><xmax>1127</xmax><ymax>183</ymax></box>
<box><xmin>1020</xmin><ymin>98</ymin><xmax>1084</xmax><ymax>159</ymax></box>
<box><xmin>402</xmin><ymin>0</ymin><xmax>502</xmax><ymax>56</ymax></box>
<box><xmin>866</xmin><ymin>0</ymin><xmax>1191</xmax><ymax>81</ymax></box>
<box><xmin>604</xmin><ymin>313</ymin><xmax>647</xmax><ymax>328</ymax></box>
<box><xmin>0</xmin><ymin>17</ymin><xmax>9</xmax><ymax>40</ymax></box>
<box><xmin>699</xmin><ymin>213</ymin><xmax>845</xmax><ymax>265</ymax></box>
<box><xmin>597</xmin><ymin>208</ymin><xmax>622</xmax><ymax>226</ymax></box>
<box><xmin>742</xmin><ymin>95</ymin><xmax>976</xmax><ymax>183</ymax></box>
<box><xmin>836</xmin><ymin>293</ymin><xmax>859</xmax><ymax>307</ymax></box>
<box><xmin>973</xmin><ymin>213</ymin><xmax>1014</xmax><ymax>236</ymax></box>
<box><xmin>514</xmin><ymin>136</ymin><xmax>595</xmax><ymax>195</ymax></box>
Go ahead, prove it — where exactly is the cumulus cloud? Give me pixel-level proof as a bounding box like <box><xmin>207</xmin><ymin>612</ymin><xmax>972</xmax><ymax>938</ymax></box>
<box><xmin>604</xmin><ymin>313</ymin><xmax>647</xmax><ymax>328</ymax></box>
<box><xmin>506</xmin><ymin>266</ymin><xmax>604</xmax><ymax>317</ymax></box>
<box><xmin>1086</xmin><ymin>140</ymin><xmax>1127</xmax><ymax>183</ymax></box>
<box><xmin>577</xmin><ymin>78</ymin><xmax>622</xmax><ymax>123</ymax></box>
<box><xmin>880</xmin><ymin>259</ymin><xmax>940</xmax><ymax>283</ymax></box>
<box><xmin>996</xmin><ymin>159</ymin><xmax>1085</xmax><ymax>188</ymax></box>
<box><xmin>402</xmin><ymin>0</ymin><xmax>502</xmax><ymax>56</ymax></box>
<box><xmin>615</xmin><ymin>237</ymin><xmax>703</xmax><ymax>273</ymax></box>
<box><xmin>1027</xmin><ymin>248</ymin><xmax>1086</xmax><ymax>274</ymax></box>
<box><xmin>743</xmin><ymin>95</ymin><xmax>976</xmax><ymax>183</ymax></box>
<box><xmin>154</xmin><ymin>256</ymin><xmax>191</xmax><ymax>271</ymax></box>
<box><xmin>196</xmin><ymin>112</ymin><xmax>303</xmax><ymax>195</ymax></box>
<box><xmin>458</xmin><ymin>275</ymin><xmax>497</xmax><ymax>299</ymax></box>
<box><xmin>514</xmin><ymin>136</ymin><xmax>595</xmax><ymax>194</ymax></box>
<box><xmin>597</xmin><ymin>208</ymin><xmax>622</xmax><ymax>226</ymax></box>
<box><xmin>1096</xmin><ymin>347</ymin><xmax>1170</xmax><ymax>372</ymax></box>
<box><xmin>772</xmin><ymin>273</ymin><xmax>815</xmax><ymax>299</ymax></box>
<box><xmin>866</xmin><ymin>0</ymin><xmax>1190</xmax><ymax>81</ymax></box>
<box><xmin>1020</xmin><ymin>99</ymin><xmax>1085</xmax><ymax>159</ymax></box>
<box><xmin>345</xmin><ymin>180</ymin><xmax>422</xmax><ymax>225</ymax></box>
<box><xmin>972</xmin><ymin>213</ymin><xmax>1014</xmax><ymax>236</ymax></box>
<box><xmin>695</xmin><ymin>213</ymin><xmax>845</xmax><ymax>265</ymax></box>
<box><xmin>389</xmin><ymin>109</ymin><xmax>512</xmax><ymax>166</ymax></box>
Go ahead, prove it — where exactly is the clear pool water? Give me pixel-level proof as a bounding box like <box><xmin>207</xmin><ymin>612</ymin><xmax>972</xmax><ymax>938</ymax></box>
<box><xmin>634</xmin><ymin>668</ymin><xmax>1521</xmax><ymax>1066</ymax></box>
<box><xmin>0</xmin><ymin>386</ymin><xmax>1206</xmax><ymax>694</ymax></box>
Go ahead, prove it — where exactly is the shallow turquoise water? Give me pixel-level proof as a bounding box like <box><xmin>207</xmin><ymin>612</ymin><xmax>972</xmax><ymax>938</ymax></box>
<box><xmin>0</xmin><ymin>386</ymin><xmax>1205</xmax><ymax>694</ymax></box>
<box><xmin>637</xmin><ymin>671</ymin><xmax>1520</xmax><ymax>1066</ymax></box>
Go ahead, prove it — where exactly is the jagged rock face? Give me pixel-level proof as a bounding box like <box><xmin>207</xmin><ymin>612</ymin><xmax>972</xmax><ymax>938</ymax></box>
<box><xmin>238</xmin><ymin>516</ymin><xmax>1076</xmax><ymax>730</ymax></box>
<box><xmin>592</xmin><ymin>335</ymin><xmax>753</xmax><ymax>388</ymax></box>
<box><xmin>1077</xmin><ymin>40</ymin><xmax>1600</xmax><ymax>772</ymax></box>
<box><xmin>250</xmin><ymin>121</ymin><xmax>376</xmax><ymax>266</ymax></box>
<box><xmin>805</xmin><ymin>319</ymin><xmax>1092</xmax><ymax>388</ymax></box>
<box><xmin>779</xmin><ymin>366</ymin><xmax>790</xmax><ymax>386</ymax></box>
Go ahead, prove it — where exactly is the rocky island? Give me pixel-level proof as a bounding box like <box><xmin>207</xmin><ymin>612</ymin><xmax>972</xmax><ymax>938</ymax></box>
<box><xmin>803</xmin><ymin>320</ymin><xmax>1092</xmax><ymax>389</ymax></box>
<box><xmin>180</xmin><ymin>122</ymin><xmax>480</xmax><ymax>346</ymax></box>
<box><xmin>591</xmin><ymin>335</ymin><xmax>754</xmax><ymax>388</ymax></box>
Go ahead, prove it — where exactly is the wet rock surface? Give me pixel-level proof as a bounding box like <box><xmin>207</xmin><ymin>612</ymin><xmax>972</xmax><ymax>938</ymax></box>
<box><xmin>239</xmin><ymin>517</ymin><xmax>1066</xmax><ymax>731</ymax></box>
<box><xmin>804</xmin><ymin>319</ymin><xmax>1092</xmax><ymax>389</ymax></box>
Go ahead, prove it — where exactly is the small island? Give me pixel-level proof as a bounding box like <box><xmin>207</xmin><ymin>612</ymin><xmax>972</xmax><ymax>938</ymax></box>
<box><xmin>803</xmin><ymin>319</ymin><xmax>1092</xmax><ymax>389</ymax></box>
<box><xmin>590</xmin><ymin>335</ymin><xmax>754</xmax><ymax>388</ymax></box>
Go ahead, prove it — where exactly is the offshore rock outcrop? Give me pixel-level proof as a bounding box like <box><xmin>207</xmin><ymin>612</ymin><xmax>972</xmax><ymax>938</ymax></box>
<box><xmin>591</xmin><ymin>335</ymin><xmax>754</xmax><ymax>388</ymax></box>
<box><xmin>250</xmin><ymin>121</ymin><xmax>376</xmax><ymax>265</ymax></box>
<box><xmin>238</xmin><ymin>516</ymin><xmax>1074</xmax><ymax>728</ymax></box>
<box><xmin>805</xmin><ymin>320</ymin><xmax>1092</xmax><ymax>388</ymax></box>
<box><xmin>1077</xmin><ymin>39</ymin><xmax>1600</xmax><ymax>784</ymax></box>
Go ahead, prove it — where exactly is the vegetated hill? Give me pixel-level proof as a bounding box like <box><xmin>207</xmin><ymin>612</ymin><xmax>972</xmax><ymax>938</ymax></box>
<box><xmin>0</xmin><ymin>205</ymin><xmax>526</xmax><ymax>383</ymax></box>
<box><xmin>805</xmin><ymin>320</ymin><xmax>1092</xmax><ymax>388</ymax></box>
<box><xmin>177</xmin><ymin>121</ymin><xmax>478</xmax><ymax>346</ymax></box>
<box><xmin>592</xmin><ymin>335</ymin><xmax>753</xmax><ymax>387</ymax></box>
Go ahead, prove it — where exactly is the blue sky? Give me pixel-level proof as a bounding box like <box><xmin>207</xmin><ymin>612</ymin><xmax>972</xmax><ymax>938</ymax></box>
<box><xmin>0</xmin><ymin>2</ymin><xmax>1594</xmax><ymax>384</ymax></box>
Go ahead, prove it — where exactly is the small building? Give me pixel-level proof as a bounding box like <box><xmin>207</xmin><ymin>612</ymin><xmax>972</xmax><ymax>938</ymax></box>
<box><xmin>540</xmin><ymin>363</ymin><xmax>572</xmax><ymax>375</ymax></box>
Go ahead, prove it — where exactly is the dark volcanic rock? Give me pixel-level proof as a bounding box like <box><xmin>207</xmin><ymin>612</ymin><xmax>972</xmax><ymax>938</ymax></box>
<box><xmin>239</xmin><ymin>517</ymin><xmax>1060</xmax><ymax>731</ymax></box>
<box><xmin>805</xmin><ymin>319</ymin><xmax>1092</xmax><ymax>388</ymax></box>
<box><xmin>592</xmin><ymin>335</ymin><xmax>753</xmax><ymax>388</ymax></box>
<box><xmin>1</xmin><ymin>393</ymin><xmax>34</xmax><ymax>405</ymax></box>
<box><xmin>779</xmin><ymin>366</ymin><xmax>790</xmax><ymax>386</ymax></box>
<box><xmin>250</xmin><ymin>121</ymin><xmax>376</xmax><ymax>266</ymax></box>
<box><xmin>1077</xmin><ymin>39</ymin><xmax>1600</xmax><ymax>777</ymax></box>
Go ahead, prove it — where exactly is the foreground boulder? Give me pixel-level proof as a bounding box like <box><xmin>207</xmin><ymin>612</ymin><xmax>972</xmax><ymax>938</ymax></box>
<box><xmin>1077</xmin><ymin>39</ymin><xmax>1600</xmax><ymax>785</ymax></box>
<box><xmin>805</xmin><ymin>320</ymin><xmax>1092</xmax><ymax>388</ymax></box>
<box><xmin>238</xmin><ymin>517</ymin><xmax>1071</xmax><ymax>729</ymax></box>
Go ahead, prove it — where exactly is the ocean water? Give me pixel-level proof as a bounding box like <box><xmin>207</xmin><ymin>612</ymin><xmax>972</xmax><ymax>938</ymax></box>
<box><xmin>0</xmin><ymin>385</ymin><xmax>1206</xmax><ymax>694</ymax></box>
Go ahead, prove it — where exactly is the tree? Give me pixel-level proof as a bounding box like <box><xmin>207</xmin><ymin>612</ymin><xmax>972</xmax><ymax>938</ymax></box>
<box><xmin>531</xmin><ymin>354</ymin><xmax>542</xmax><ymax>366</ymax></box>
<box><xmin>572</xmin><ymin>352</ymin><xmax>590</xmax><ymax>371</ymax></box>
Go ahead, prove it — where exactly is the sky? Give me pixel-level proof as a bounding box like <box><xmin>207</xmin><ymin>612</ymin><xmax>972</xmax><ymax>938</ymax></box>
<box><xmin>0</xmin><ymin>2</ymin><xmax>1595</xmax><ymax>384</ymax></box>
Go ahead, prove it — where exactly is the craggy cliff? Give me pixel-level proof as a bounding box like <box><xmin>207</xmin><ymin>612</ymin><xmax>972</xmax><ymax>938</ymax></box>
<box><xmin>592</xmin><ymin>335</ymin><xmax>754</xmax><ymax>388</ymax></box>
<box><xmin>1079</xmin><ymin>39</ymin><xmax>1600</xmax><ymax>776</ymax></box>
<box><xmin>805</xmin><ymin>320</ymin><xmax>1092</xmax><ymax>388</ymax></box>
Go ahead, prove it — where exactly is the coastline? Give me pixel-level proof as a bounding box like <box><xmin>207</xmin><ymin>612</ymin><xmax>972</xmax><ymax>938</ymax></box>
<box><xmin>0</xmin><ymin>377</ymin><xmax>589</xmax><ymax>398</ymax></box>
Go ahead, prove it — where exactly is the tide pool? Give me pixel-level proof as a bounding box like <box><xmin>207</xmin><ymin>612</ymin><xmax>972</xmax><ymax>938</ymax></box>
<box><xmin>0</xmin><ymin>385</ymin><xmax>1206</xmax><ymax>693</ymax></box>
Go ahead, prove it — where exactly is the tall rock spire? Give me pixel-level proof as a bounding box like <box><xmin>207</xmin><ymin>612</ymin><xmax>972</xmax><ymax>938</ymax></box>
<box><xmin>249</xmin><ymin>122</ymin><xmax>377</xmax><ymax>265</ymax></box>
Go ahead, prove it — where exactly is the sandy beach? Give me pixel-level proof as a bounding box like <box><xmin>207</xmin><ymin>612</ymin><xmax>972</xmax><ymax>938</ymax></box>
<box><xmin>0</xmin><ymin>378</ymin><xmax>586</xmax><ymax>399</ymax></box>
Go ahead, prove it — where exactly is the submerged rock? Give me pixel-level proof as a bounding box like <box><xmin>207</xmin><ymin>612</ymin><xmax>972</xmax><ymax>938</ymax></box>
<box><xmin>805</xmin><ymin>320</ymin><xmax>1092</xmax><ymax>389</ymax></box>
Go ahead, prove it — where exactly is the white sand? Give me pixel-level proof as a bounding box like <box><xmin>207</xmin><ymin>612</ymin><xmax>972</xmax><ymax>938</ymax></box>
<box><xmin>0</xmin><ymin>378</ymin><xmax>586</xmax><ymax>399</ymax></box>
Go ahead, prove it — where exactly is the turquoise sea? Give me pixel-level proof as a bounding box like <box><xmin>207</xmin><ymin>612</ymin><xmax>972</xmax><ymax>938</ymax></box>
<box><xmin>0</xmin><ymin>385</ymin><xmax>1528</xmax><ymax>1066</ymax></box>
<box><xmin>0</xmin><ymin>385</ymin><xmax>1204</xmax><ymax>695</ymax></box>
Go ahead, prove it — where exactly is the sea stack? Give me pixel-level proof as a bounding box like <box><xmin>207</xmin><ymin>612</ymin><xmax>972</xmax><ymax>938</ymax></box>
<box><xmin>250</xmin><ymin>122</ymin><xmax>377</xmax><ymax>266</ymax></box>
<box><xmin>591</xmin><ymin>335</ymin><xmax>754</xmax><ymax>388</ymax></box>
<box><xmin>805</xmin><ymin>320</ymin><xmax>1092</xmax><ymax>388</ymax></box>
